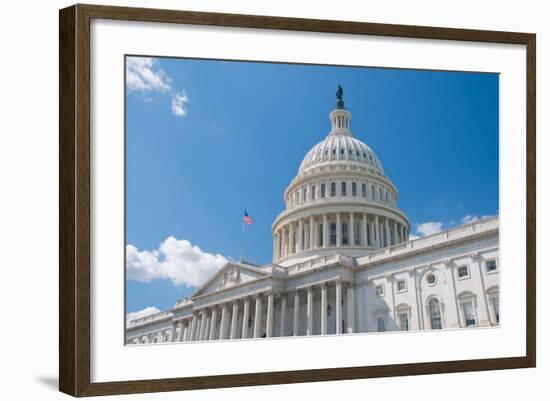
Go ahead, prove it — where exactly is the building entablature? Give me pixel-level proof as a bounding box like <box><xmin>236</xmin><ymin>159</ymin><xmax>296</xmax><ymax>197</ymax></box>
<box><xmin>272</xmin><ymin>201</ymin><xmax>409</xmax><ymax>233</ymax></box>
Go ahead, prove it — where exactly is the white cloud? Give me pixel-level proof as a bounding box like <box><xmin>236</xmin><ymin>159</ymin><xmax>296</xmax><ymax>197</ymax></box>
<box><xmin>416</xmin><ymin>222</ymin><xmax>444</xmax><ymax>237</ymax></box>
<box><xmin>408</xmin><ymin>233</ymin><xmax>420</xmax><ymax>240</ymax></box>
<box><xmin>171</xmin><ymin>91</ymin><xmax>189</xmax><ymax>117</ymax></box>
<box><xmin>126</xmin><ymin>306</ymin><xmax>160</xmax><ymax>323</ymax></box>
<box><xmin>126</xmin><ymin>57</ymin><xmax>172</xmax><ymax>93</ymax></box>
<box><xmin>126</xmin><ymin>237</ymin><xmax>227</xmax><ymax>288</ymax></box>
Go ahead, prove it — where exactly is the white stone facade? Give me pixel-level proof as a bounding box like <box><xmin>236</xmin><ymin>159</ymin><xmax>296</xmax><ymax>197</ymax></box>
<box><xmin>126</xmin><ymin>93</ymin><xmax>500</xmax><ymax>345</ymax></box>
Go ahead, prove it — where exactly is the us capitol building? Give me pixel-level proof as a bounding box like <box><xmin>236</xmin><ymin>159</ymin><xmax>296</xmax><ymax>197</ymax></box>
<box><xmin>126</xmin><ymin>87</ymin><xmax>500</xmax><ymax>344</ymax></box>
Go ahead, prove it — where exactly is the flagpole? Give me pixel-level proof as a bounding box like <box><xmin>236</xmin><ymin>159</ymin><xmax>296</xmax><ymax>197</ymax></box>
<box><xmin>239</xmin><ymin>211</ymin><xmax>245</xmax><ymax>262</ymax></box>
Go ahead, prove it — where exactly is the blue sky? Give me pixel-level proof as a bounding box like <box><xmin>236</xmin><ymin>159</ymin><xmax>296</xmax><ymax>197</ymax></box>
<box><xmin>125</xmin><ymin>56</ymin><xmax>499</xmax><ymax>319</ymax></box>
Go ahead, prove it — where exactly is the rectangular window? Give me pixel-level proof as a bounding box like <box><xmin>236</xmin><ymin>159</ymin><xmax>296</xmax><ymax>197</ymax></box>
<box><xmin>486</xmin><ymin>259</ymin><xmax>498</xmax><ymax>272</ymax></box>
<box><xmin>396</xmin><ymin>279</ymin><xmax>407</xmax><ymax>292</ymax></box>
<box><xmin>321</xmin><ymin>183</ymin><xmax>326</xmax><ymax>198</ymax></box>
<box><xmin>303</xmin><ymin>188</ymin><xmax>307</xmax><ymax>202</ymax></box>
<box><xmin>457</xmin><ymin>265</ymin><xmax>469</xmax><ymax>279</ymax></box>
<box><xmin>377</xmin><ymin>317</ymin><xmax>386</xmax><ymax>332</ymax></box>
<box><xmin>371</xmin><ymin>185</ymin><xmax>375</xmax><ymax>199</ymax></box>
<box><xmin>379</xmin><ymin>188</ymin><xmax>383</xmax><ymax>201</ymax></box>
<box><xmin>352</xmin><ymin>182</ymin><xmax>357</xmax><ymax>196</ymax></box>
<box><xmin>331</xmin><ymin>182</ymin><xmax>336</xmax><ymax>197</ymax></box>
<box><xmin>311</xmin><ymin>185</ymin><xmax>316</xmax><ymax>200</ymax></box>
<box><xmin>341</xmin><ymin>182</ymin><xmax>347</xmax><ymax>196</ymax></box>
<box><xmin>362</xmin><ymin>183</ymin><xmax>367</xmax><ymax>197</ymax></box>
<box><xmin>376</xmin><ymin>284</ymin><xmax>384</xmax><ymax>297</ymax></box>
<box><xmin>462</xmin><ymin>301</ymin><xmax>476</xmax><ymax>326</ymax></box>
<box><xmin>398</xmin><ymin>312</ymin><xmax>409</xmax><ymax>331</ymax></box>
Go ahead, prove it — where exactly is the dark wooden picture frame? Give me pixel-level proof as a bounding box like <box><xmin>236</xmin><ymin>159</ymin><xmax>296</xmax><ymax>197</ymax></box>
<box><xmin>59</xmin><ymin>3</ymin><xmax>536</xmax><ymax>397</ymax></box>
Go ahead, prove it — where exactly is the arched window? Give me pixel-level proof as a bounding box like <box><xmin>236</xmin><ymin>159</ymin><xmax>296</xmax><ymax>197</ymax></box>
<box><xmin>371</xmin><ymin>185</ymin><xmax>375</xmax><ymax>199</ymax></box>
<box><xmin>379</xmin><ymin>188</ymin><xmax>383</xmax><ymax>201</ymax></box>
<box><xmin>321</xmin><ymin>183</ymin><xmax>326</xmax><ymax>198</ymax></box>
<box><xmin>341</xmin><ymin>182</ymin><xmax>347</xmax><ymax>196</ymax></box>
<box><xmin>458</xmin><ymin>291</ymin><xmax>478</xmax><ymax>327</ymax></box>
<box><xmin>331</xmin><ymin>182</ymin><xmax>336</xmax><ymax>197</ymax></box>
<box><xmin>303</xmin><ymin>188</ymin><xmax>307</xmax><ymax>202</ymax></box>
<box><xmin>330</xmin><ymin>223</ymin><xmax>337</xmax><ymax>245</ymax></box>
<box><xmin>361</xmin><ymin>183</ymin><xmax>367</xmax><ymax>197</ymax></box>
<box><xmin>311</xmin><ymin>185</ymin><xmax>316</xmax><ymax>200</ymax></box>
<box><xmin>429</xmin><ymin>298</ymin><xmax>443</xmax><ymax>329</ymax></box>
<box><xmin>352</xmin><ymin>182</ymin><xmax>357</xmax><ymax>196</ymax></box>
<box><xmin>342</xmin><ymin>222</ymin><xmax>348</xmax><ymax>245</ymax></box>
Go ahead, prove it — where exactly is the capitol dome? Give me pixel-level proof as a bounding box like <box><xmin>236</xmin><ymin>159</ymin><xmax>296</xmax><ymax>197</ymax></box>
<box><xmin>298</xmin><ymin>133</ymin><xmax>384</xmax><ymax>174</ymax></box>
<box><xmin>272</xmin><ymin>86</ymin><xmax>410</xmax><ymax>266</ymax></box>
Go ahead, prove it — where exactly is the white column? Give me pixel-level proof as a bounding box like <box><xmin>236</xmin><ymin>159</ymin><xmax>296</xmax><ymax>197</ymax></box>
<box><xmin>306</xmin><ymin>286</ymin><xmax>313</xmax><ymax>336</ymax></box>
<box><xmin>323</xmin><ymin>214</ymin><xmax>328</xmax><ymax>248</ymax></box>
<box><xmin>321</xmin><ymin>283</ymin><xmax>328</xmax><ymax>335</ymax></box>
<box><xmin>336</xmin><ymin>280</ymin><xmax>342</xmax><ymax>334</ymax></box>
<box><xmin>209</xmin><ymin>308</ymin><xmax>218</xmax><ymax>340</ymax></box>
<box><xmin>281</xmin><ymin>226</ymin><xmax>287</xmax><ymax>258</ymax></box>
<box><xmin>374</xmin><ymin>215</ymin><xmax>380</xmax><ymax>248</ymax></box>
<box><xmin>385</xmin><ymin>217</ymin><xmax>390</xmax><ymax>247</ymax></box>
<box><xmin>189</xmin><ymin>313</ymin><xmax>198</xmax><ymax>341</ymax></box>
<box><xmin>230</xmin><ymin>300</ymin><xmax>239</xmax><ymax>339</ymax></box>
<box><xmin>444</xmin><ymin>261</ymin><xmax>461</xmax><ymax>328</ymax></box>
<box><xmin>347</xmin><ymin>284</ymin><xmax>356</xmax><ymax>333</ymax></box>
<box><xmin>336</xmin><ymin>213</ymin><xmax>341</xmax><ymax>247</ymax></box>
<box><xmin>241</xmin><ymin>297</ymin><xmax>250</xmax><ymax>339</ymax></box>
<box><xmin>280</xmin><ymin>293</ymin><xmax>287</xmax><ymax>336</ymax></box>
<box><xmin>204</xmin><ymin>314</ymin><xmax>211</xmax><ymax>341</ymax></box>
<box><xmin>169</xmin><ymin>321</ymin><xmax>177</xmax><ymax>342</ymax></box>
<box><xmin>253</xmin><ymin>295</ymin><xmax>263</xmax><ymax>338</ymax></box>
<box><xmin>293</xmin><ymin>291</ymin><xmax>300</xmax><ymax>336</ymax></box>
<box><xmin>289</xmin><ymin>222</ymin><xmax>294</xmax><ymax>254</ymax></box>
<box><xmin>362</xmin><ymin>213</ymin><xmax>368</xmax><ymax>246</ymax></box>
<box><xmin>471</xmin><ymin>253</ymin><xmax>491</xmax><ymax>325</ymax></box>
<box><xmin>198</xmin><ymin>311</ymin><xmax>207</xmax><ymax>341</ymax></box>
<box><xmin>297</xmin><ymin>219</ymin><xmax>303</xmax><ymax>252</ymax></box>
<box><xmin>219</xmin><ymin>304</ymin><xmax>229</xmax><ymax>340</ymax></box>
<box><xmin>393</xmin><ymin>220</ymin><xmax>398</xmax><ymax>245</ymax></box>
<box><xmin>177</xmin><ymin>321</ymin><xmax>184</xmax><ymax>342</ymax></box>
<box><xmin>183</xmin><ymin>321</ymin><xmax>190</xmax><ymax>341</ymax></box>
<box><xmin>350</xmin><ymin>212</ymin><xmax>355</xmax><ymax>245</ymax></box>
<box><xmin>266</xmin><ymin>292</ymin><xmax>274</xmax><ymax>337</ymax></box>
<box><xmin>309</xmin><ymin>216</ymin><xmax>315</xmax><ymax>250</ymax></box>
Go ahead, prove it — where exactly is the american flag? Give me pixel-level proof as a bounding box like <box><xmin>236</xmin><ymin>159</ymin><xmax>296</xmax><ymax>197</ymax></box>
<box><xmin>243</xmin><ymin>210</ymin><xmax>253</xmax><ymax>225</ymax></box>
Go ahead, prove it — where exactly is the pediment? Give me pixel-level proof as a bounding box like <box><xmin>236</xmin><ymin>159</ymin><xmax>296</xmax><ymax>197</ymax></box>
<box><xmin>193</xmin><ymin>262</ymin><xmax>270</xmax><ymax>297</ymax></box>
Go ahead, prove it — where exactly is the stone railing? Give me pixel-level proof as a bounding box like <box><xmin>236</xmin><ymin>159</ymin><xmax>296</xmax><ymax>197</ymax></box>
<box><xmin>127</xmin><ymin>311</ymin><xmax>173</xmax><ymax>328</ymax></box>
<box><xmin>287</xmin><ymin>252</ymin><xmax>355</xmax><ymax>275</ymax></box>
<box><xmin>174</xmin><ymin>297</ymin><xmax>193</xmax><ymax>309</ymax></box>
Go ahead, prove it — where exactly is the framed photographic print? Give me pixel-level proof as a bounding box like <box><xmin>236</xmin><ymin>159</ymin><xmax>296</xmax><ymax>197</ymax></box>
<box><xmin>59</xmin><ymin>4</ymin><xmax>536</xmax><ymax>397</ymax></box>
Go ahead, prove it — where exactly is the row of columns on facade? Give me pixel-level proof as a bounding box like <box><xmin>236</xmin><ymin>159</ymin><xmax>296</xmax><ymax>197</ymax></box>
<box><xmin>169</xmin><ymin>280</ymin><xmax>355</xmax><ymax>343</ymax></box>
<box><xmin>274</xmin><ymin>213</ymin><xmax>408</xmax><ymax>260</ymax></box>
